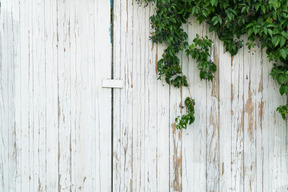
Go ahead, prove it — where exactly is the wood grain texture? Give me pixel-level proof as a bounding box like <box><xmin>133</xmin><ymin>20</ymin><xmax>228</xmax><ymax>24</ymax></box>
<box><xmin>1</xmin><ymin>1</ymin><xmax>288</xmax><ymax>192</ymax></box>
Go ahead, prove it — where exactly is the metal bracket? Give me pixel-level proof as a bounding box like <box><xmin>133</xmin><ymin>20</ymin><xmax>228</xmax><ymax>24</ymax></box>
<box><xmin>102</xmin><ymin>80</ymin><xmax>123</xmax><ymax>89</ymax></box>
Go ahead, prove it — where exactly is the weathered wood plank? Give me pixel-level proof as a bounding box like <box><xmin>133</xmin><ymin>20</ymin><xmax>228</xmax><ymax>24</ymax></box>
<box><xmin>57</xmin><ymin>1</ymin><xmax>73</xmax><ymax>190</ymax></box>
<box><xmin>143</xmin><ymin>5</ymin><xmax>159</xmax><ymax>191</ymax></box>
<box><xmin>216</xmin><ymin>33</ymin><xmax>232</xmax><ymax>192</ymax></box>
<box><xmin>243</xmin><ymin>37</ymin><xmax>261</xmax><ymax>192</ymax></box>
<box><xmin>12</xmin><ymin>0</ymin><xmax>22</xmax><ymax>191</ymax></box>
<box><xmin>32</xmin><ymin>1</ymin><xmax>46</xmax><ymax>191</ymax></box>
<box><xmin>132</xmin><ymin>2</ymin><xmax>149</xmax><ymax>191</ymax></box>
<box><xmin>0</xmin><ymin>5</ymin><xmax>4</xmax><ymax>190</ymax></box>
<box><xmin>231</xmin><ymin>38</ymin><xmax>245</xmax><ymax>192</ymax></box>
<box><xmin>44</xmin><ymin>0</ymin><xmax>59</xmax><ymax>191</ymax></box>
<box><xmin>206</xmin><ymin>27</ymin><xmax>220</xmax><ymax>192</ymax></box>
<box><xmin>182</xmin><ymin>17</ymin><xmax>207</xmax><ymax>192</ymax></box>
<box><xmin>156</xmin><ymin>44</ymin><xmax>170</xmax><ymax>192</ymax></box>
<box><xmin>94</xmin><ymin>1</ymin><xmax>113</xmax><ymax>191</ymax></box>
<box><xmin>113</xmin><ymin>0</ymin><xmax>134</xmax><ymax>191</ymax></box>
<box><xmin>70</xmin><ymin>1</ymin><xmax>82</xmax><ymax>191</ymax></box>
<box><xmin>169</xmin><ymin>81</ymin><xmax>182</xmax><ymax>192</ymax></box>
<box><xmin>261</xmin><ymin>48</ymin><xmax>270</xmax><ymax>192</ymax></box>
<box><xmin>0</xmin><ymin>1</ymin><xmax>17</xmax><ymax>191</ymax></box>
<box><xmin>112</xmin><ymin>0</ymin><xmax>127</xmax><ymax>191</ymax></box>
<box><xmin>255</xmin><ymin>43</ymin><xmax>264</xmax><ymax>192</ymax></box>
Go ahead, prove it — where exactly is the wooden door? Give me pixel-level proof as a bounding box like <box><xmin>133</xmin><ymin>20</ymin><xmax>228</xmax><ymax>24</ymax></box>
<box><xmin>0</xmin><ymin>1</ymin><xmax>112</xmax><ymax>191</ymax></box>
<box><xmin>112</xmin><ymin>1</ymin><xmax>288</xmax><ymax>192</ymax></box>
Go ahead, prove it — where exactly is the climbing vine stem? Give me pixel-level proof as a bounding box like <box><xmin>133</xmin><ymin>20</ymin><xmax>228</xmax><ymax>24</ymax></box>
<box><xmin>137</xmin><ymin>0</ymin><xmax>288</xmax><ymax>129</ymax></box>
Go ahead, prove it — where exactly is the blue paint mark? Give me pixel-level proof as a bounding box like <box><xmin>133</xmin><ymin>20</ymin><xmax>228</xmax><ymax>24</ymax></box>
<box><xmin>110</xmin><ymin>0</ymin><xmax>113</xmax><ymax>43</ymax></box>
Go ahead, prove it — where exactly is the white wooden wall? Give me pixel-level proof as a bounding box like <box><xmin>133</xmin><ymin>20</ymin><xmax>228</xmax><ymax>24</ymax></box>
<box><xmin>1</xmin><ymin>1</ymin><xmax>288</xmax><ymax>192</ymax></box>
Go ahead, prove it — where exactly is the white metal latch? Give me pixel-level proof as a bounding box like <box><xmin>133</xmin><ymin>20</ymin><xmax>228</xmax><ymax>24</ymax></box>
<box><xmin>102</xmin><ymin>80</ymin><xmax>123</xmax><ymax>89</ymax></box>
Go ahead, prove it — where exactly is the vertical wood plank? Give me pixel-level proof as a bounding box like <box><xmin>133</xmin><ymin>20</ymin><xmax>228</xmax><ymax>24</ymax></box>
<box><xmin>12</xmin><ymin>0</ymin><xmax>22</xmax><ymax>191</ymax></box>
<box><xmin>169</xmin><ymin>80</ymin><xmax>182</xmax><ymax>192</ymax></box>
<box><xmin>243</xmin><ymin>37</ymin><xmax>261</xmax><ymax>192</ymax></box>
<box><xmin>44</xmin><ymin>0</ymin><xmax>59</xmax><ymax>191</ymax></box>
<box><xmin>17</xmin><ymin>1</ymin><xmax>32</xmax><ymax>191</ymax></box>
<box><xmin>69</xmin><ymin>1</ymin><xmax>86</xmax><ymax>191</ymax></box>
<box><xmin>0</xmin><ymin>1</ymin><xmax>18</xmax><ymax>191</ymax></box>
<box><xmin>143</xmin><ymin>4</ymin><xmax>158</xmax><ymax>191</ymax></box>
<box><xmin>206</xmin><ymin>27</ymin><xmax>220</xmax><ymax>192</ymax></box>
<box><xmin>261</xmin><ymin>48</ymin><xmax>270</xmax><ymax>192</ymax></box>
<box><xmin>182</xmin><ymin>17</ymin><xmax>207</xmax><ymax>192</ymax></box>
<box><xmin>57</xmin><ymin>1</ymin><xmax>72</xmax><ymax>190</ymax></box>
<box><xmin>156</xmin><ymin>44</ymin><xmax>170</xmax><ymax>192</ymax></box>
<box><xmin>112</xmin><ymin>0</ymin><xmax>126</xmax><ymax>190</ymax></box>
<box><xmin>256</xmin><ymin>44</ymin><xmax>264</xmax><ymax>192</ymax></box>
<box><xmin>69</xmin><ymin>1</ymin><xmax>81</xmax><ymax>191</ymax></box>
<box><xmin>14</xmin><ymin>1</ymin><xmax>21</xmax><ymax>191</ymax></box>
<box><xmin>217</xmin><ymin>35</ymin><xmax>232</xmax><ymax>192</ymax></box>
<box><xmin>32</xmin><ymin>0</ymin><xmax>46</xmax><ymax>191</ymax></box>
<box><xmin>231</xmin><ymin>38</ymin><xmax>244</xmax><ymax>192</ymax></box>
<box><xmin>0</xmin><ymin>4</ymin><xmax>4</xmax><ymax>190</ymax></box>
<box><xmin>94</xmin><ymin>0</ymin><xmax>112</xmax><ymax>191</ymax></box>
<box><xmin>0</xmin><ymin>2</ymin><xmax>7</xmax><ymax>191</ymax></box>
<box><xmin>113</xmin><ymin>0</ymin><xmax>134</xmax><ymax>191</ymax></box>
<box><xmin>132</xmin><ymin>2</ymin><xmax>147</xmax><ymax>190</ymax></box>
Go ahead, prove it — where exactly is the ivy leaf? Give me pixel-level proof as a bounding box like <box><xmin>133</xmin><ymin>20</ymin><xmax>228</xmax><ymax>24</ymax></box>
<box><xmin>263</xmin><ymin>27</ymin><xmax>267</xmax><ymax>35</ymax></box>
<box><xmin>280</xmin><ymin>49</ymin><xmax>287</xmax><ymax>60</ymax></box>
<box><xmin>253</xmin><ymin>26</ymin><xmax>258</xmax><ymax>35</ymax></box>
<box><xmin>282</xmin><ymin>31</ymin><xmax>288</xmax><ymax>39</ymax></box>
<box><xmin>280</xmin><ymin>85</ymin><xmax>285</xmax><ymax>95</ymax></box>
<box><xmin>210</xmin><ymin>0</ymin><xmax>217</xmax><ymax>6</ymax></box>
<box><xmin>272</xmin><ymin>36</ymin><xmax>281</xmax><ymax>47</ymax></box>
<box><xmin>248</xmin><ymin>29</ymin><xmax>253</xmax><ymax>37</ymax></box>
<box><xmin>277</xmin><ymin>74</ymin><xmax>286</xmax><ymax>84</ymax></box>
<box><xmin>246</xmin><ymin>23</ymin><xmax>254</xmax><ymax>28</ymax></box>
<box><xmin>255</xmin><ymin>3</ymin><xmax>261</xmax><ymax>11</ymax></box>
<box><xmin>267</xmin><ymin>29</ymin><xmax>273</xmax><ymax>37</ymax></box>
<box><xmin>280</xmin><ymin>37</ymin><xmax>286</xmax><ymax>47</ymax></box>
<box><xmin>279</xmin><ymin>84</ymin><xmax>288</xmax><ymax>95</ymax></box>
<box><xmin>211</xmin><ymin>16</ymin><xmax>219</xmax><ymax>25</ymax></box>
<box><xmin>261</xmin><ymin>5</ymin><xmax>266</xmax><ymax>13</ymax></box>
<box><xmin>282</xmin><ymin>114</ymin><xmax>286</xmax><ymax>120</ymax></box>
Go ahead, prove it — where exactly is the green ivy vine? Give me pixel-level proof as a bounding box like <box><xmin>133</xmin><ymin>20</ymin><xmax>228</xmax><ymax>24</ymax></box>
<box><xmin>137</xmin><ymin>0</ymin><xmax>288</xmax><ymax>129</ymax></box>
<box><xmin>175</xmin><ymin>97</ymin><xmax>196</xmax><ymax>129</ymax></box>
